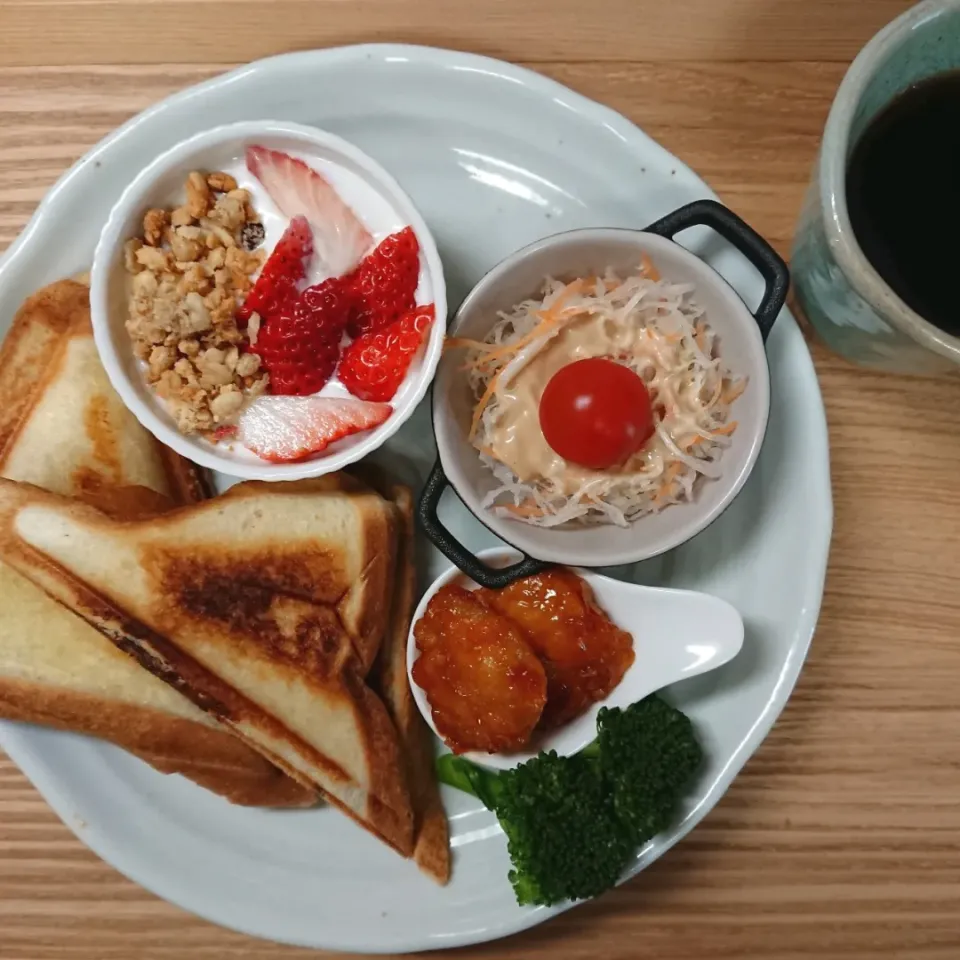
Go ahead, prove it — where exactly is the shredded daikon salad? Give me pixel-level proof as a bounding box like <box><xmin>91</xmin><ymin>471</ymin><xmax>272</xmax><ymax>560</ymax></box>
<box><xmin>446</xmin><ymin>260</ymin><xmax>745</xmax><ymax>527</ymax></box>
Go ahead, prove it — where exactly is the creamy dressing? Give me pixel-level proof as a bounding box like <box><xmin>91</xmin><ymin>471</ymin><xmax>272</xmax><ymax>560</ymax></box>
<box><xmin>465</xmin><ymin>272</ymin><xmax>740</xmax><ymax>527</ymax></box>
<box><xmin>486</xmin><ymin>312</ymin><xmax>707</xmax><ymax>496</ymax></box>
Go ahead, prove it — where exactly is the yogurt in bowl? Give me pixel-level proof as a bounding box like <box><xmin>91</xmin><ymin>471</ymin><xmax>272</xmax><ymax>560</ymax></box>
<box><xmin>91</xmin><ymin>120</ymin><xmax>446</xmax><ymax>480</ymax></box>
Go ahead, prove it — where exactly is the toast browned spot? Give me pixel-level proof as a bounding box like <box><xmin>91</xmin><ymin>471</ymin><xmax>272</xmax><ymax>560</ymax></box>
<box><xmin>0</xmin><ymin>280</ymin><xmax>314</xmax><ymax>807</ymax></box>
<box><xmin>0</xmin><ymin>478</ymin><xmax>416</xmax><ymax>855</ymax></box>
<box><xmin>219</xmin><ymin>477</ymin><xmax>395</xmax><ymax>676</ymax></box>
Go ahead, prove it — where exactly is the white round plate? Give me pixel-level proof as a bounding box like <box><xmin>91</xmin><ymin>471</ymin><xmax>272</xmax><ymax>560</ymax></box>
<box><xmin>0</xmin><ymin>45</ymin><xmax>832</xmax><ymax>954</ymax></box>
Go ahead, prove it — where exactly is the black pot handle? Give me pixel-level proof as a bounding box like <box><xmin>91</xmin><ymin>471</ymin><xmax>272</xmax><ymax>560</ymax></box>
<box><xmin>644</xmin><ymin>199</ymin><xmax>789</xmax><ymax>342</ymax></box>
<box><xmin>417</xmin><ymin>460</ymin><xmax>551</xmax><ymax>589</ymax></box>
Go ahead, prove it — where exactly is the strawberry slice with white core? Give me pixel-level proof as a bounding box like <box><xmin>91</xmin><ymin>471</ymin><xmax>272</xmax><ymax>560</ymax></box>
<box><xmin>246</xmin><ymin>146</ymin><xmax>373</xmax><ymax>277</ymax></box>
<box><xmin>236</xmin><ymin>215</ymin><xmax>313</xmax><ymax>323</ymax></box>
<box><xmin>237</xmin><ymin>395</ymin><xmax>392</xmax><ymax>462</ymax></box>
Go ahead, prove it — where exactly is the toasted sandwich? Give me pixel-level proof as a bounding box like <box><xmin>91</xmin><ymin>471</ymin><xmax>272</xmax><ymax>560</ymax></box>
<box><xmin>356</xmin><ymin>467</ymin><xmax>451</xmax><ymax>884</ymax></box>
<box><xmin>0</xmin><ymin>475</ymin><xmax>419</xmax><ymax>854</ymax></box>
<box><xmin>0</xmin><ymin>280</ymin><xmax>313</xmax><ymax>807</ymax></box>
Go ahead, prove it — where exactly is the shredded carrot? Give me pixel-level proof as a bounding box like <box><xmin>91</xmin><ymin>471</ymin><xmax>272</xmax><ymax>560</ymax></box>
<box><xmin>664</xmin><ymin>332</ymin><xmax>682</xmax><ymax>343</ymax></box>
<box><xmin>584</xmin><ymin>275</ymin><xmax>621</xmax><ymax>295</ymax></box>
<box><xmin>502</xmin><ymin>500</ymin><xmax>547</xmax><ymax>519</ymax></box>
<box><xmin>721</xmin><ymin>379</ymin><xmax>746</xmax><ymax>405</ymax></box>
<box><xmin>710</xmin><ymin>420</ymin><xmax>738</xmax><ymax>437</ymax></box>
<box><xmin>705</xmin><ymin>375</ymin><xmax>724</xmax><ymax>409</ymax></box>
<box><xmin>462</xmin><ymin>322</ymin><xmax>556</xmax><ymax>372</ymax></box>
<box><xmin>653</xmin><ymin>481</ymin><xmax>677</xmax><ymax>503</ymax></box>
<box><xmin>479</xmin><ymin>445</ymin><xmax>497</xmax><ymax>459</ymax></box>
<box><xmin>680</xmin><ymin>420</ymin><xmax>739</xmax><ymax>449</ymax></box>
<box><xmin>546</xmin><ymin>277</ymin><xmax>585</xmax><ymax>312</ymax></box>
<box><xmin>469</xmin><ymin>371</ymin><xmax>503</xmax><ymax>440</ymax></box>
<box><xmin>444</xmin><ymin>336</ymin><xmax>490</xmax><ymax>352</ymax></box>
<box><xmin>462</xmin><ymin>279</ymin><xmax>585</xmax><ymax>372</ymax></box>
<box><xmin>694</xmin><ymin>321</ymin><xmax>708</xmax><ymax>354</ymax></box>
<box><xmin>501</xmin><ymin>491</ymin><xmax>599</xmax><ymax>519</ymax></box>
<box><xmin>640</xmin><ymin>253</ymin><xmax>661</xmax><ymax>282</ymax></box>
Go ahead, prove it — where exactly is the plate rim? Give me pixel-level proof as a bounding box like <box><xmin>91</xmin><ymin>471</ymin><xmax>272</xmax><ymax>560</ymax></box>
<box><xmin>0</xmin><ymin>42</ymin><xmax>834</xmax><ymax>953</ymax></box>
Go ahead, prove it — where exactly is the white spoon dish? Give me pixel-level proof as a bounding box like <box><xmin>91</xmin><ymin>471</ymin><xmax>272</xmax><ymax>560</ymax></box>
<box><xmin>407</xmin><ymin>547</ymin><xmax>745</xmax><ymax>770</ymax></box>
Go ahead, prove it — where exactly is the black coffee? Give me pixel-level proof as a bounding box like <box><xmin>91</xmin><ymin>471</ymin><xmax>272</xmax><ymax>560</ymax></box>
<box><xmin>846</xmin><ymin>71</ymin><xmax>960</xmax><ymax>338</ymax></box>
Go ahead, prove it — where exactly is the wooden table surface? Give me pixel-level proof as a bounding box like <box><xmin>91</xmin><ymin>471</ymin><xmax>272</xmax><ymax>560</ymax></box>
<box><xmin>2</xmin><ymin>1</ymin><xmax>960</xmax><ymax>958</ymax></box>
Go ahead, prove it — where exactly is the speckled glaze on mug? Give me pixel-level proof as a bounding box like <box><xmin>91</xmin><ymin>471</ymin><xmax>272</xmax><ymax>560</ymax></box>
<box><xmin>792</xmin><ymin>0</ymin><xmax>960</xmax><ymax>374</ymax></box>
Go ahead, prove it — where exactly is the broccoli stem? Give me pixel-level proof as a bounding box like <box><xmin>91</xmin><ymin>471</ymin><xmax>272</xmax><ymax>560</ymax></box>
<box><xmin>436</xmin><ymin>753</ymin><xmax>479</xmax><ymax>797</ymax></box>
<box><xmin>436</xmin><ymin>753</ymin><xmax>503</xmax><ymax>810</ymax></box>
<box><xmin>578</xmin><ymin>739</ymin><xmax>601</xmax><ymax>761</ymax></box>
<box><xmin>438</xmin><ymin>737</ymin><xmax>601</xmax><ymax>804</ymax></box>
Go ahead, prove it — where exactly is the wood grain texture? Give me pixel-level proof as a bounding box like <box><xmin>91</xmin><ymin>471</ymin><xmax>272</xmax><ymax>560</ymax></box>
<box><xmin>0</xmin><ymin>0</ymin><xmax>914</xmax><ymax>66</ymax></box>
<box><xmin>2</xmin><ymin>2</ymin><xmax>960</xmax><ymax>957</ymax></box>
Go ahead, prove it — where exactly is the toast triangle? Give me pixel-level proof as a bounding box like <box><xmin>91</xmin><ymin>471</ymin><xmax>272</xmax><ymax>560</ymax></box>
<box><xmin>0</xmin><ymin>478</ymin><xmax>415</xmax><ymax>854</ymax></box>
<box><xmin>0</xmin><ymin>280</ymin><xmax>313</xmax><ymax>806</ymax></box>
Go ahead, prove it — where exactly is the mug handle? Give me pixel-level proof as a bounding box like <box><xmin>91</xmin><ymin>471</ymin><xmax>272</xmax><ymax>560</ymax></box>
<box><xmin>417</xmin><ymin>460</ymin><xmax>551</xmax><ymax>589</ymax></box>
<box><xmin>644</xmin><ymin>199</ymin><xmax>789</xmax><ymax>342</ymax></box>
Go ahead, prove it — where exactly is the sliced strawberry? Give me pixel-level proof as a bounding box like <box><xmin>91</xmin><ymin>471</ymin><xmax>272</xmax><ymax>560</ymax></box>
<box><xmin>256</xmin><ymin>277</ymin><xmax>352</xmax><ymax>395</ymax></box>
<box><xmin>338</xmin><ymin>304</ymin><xmax>435</xmax><ymax>402</ymax></box>
<box><xmin>237</xmin><ymin>215</ymin><xmax>313</xmax><ymax>323</ymax></box>
<box><xmin>211</xmin><ymin>424</ymin><xmax>239</xmax><ymax>443</ymax></box>
<box><xmin>246</xmin><ymin>146</ymin><xmax>373</xmax><ymax>277</ymax></box>
<box><xmin>238</xmin><ymin>396</ymin><xmax>392</xmax><ymax>462</ymax></box>
<box><xmin>344</xmin><ymin>227</ymin><xmax>420</xmax><ymax>336</ymax></box>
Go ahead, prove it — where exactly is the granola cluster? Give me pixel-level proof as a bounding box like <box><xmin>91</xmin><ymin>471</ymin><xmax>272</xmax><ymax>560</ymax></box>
<box><xmin>123</xmin><ymin>170</ymin><xmax>269</xmax><ymax>435</ymax></box>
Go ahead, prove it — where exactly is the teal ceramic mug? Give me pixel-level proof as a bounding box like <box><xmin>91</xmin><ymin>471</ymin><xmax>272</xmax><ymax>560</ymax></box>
<box><xmin>792</xmin><ymin>0</ymin><xmax>960</xmax><ymax>374</ymax></box>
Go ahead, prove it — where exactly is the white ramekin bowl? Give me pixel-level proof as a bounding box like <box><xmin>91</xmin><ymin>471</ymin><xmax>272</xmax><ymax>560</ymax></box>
<box><xmin>90</xmin><ymin>120</ymin><xmax>446</xmax><ymax>480</ymax></box>
<box><xmin>419</xmin><ymin>200</ymin><xmax>788</xmax><ymax>585</ymax></box>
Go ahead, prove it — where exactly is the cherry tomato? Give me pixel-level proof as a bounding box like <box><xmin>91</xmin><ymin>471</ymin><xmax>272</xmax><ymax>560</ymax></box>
<box><xmin>538</xmin><ymin>357</ymin><xmax>654</xmax><ymax>470</ymax></box>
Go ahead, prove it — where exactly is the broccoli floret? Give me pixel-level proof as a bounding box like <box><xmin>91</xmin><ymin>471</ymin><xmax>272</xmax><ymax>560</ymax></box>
<box><xmin>438</xmin><ymin>750</ymin><xmax>631</xmax><ymax>905</ymax></box>
<box><xmin>437</xmin><ymin>695</ymin><xmax>702</xmax><ymax>908</ymax></box>
<box><xmin>595</xmin><ymin>698</ymin><xmax>703</xmax><ymax>846</ymax></box>
<box><xmin>497</xmin><ymin>752</ymin><xmax>633</xmax><ymax>905</ymax></box>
